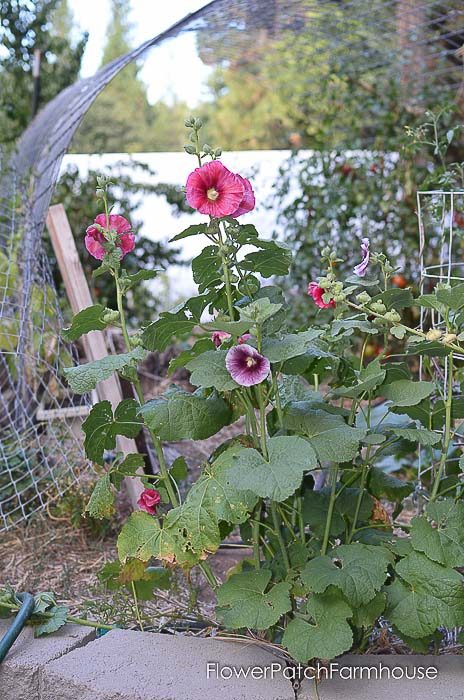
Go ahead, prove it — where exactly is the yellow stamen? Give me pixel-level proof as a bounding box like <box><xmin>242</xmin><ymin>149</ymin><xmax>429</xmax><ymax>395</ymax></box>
<box><xmin>246</xmin><ymin>357</ymin><xmax>257</xmax><ymax>368</ymax></box>
<box><xmin>207</xmin><ymin>188</ymin><xmax>219</xmax><ymax>201</ymax></box>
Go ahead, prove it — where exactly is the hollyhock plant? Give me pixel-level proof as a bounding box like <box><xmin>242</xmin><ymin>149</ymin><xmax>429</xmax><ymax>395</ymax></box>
<box><xmin>211</xmin><ymin>330</ymin><xmax>230</xmax><ymax>347</ymax></box>
<box><xmin>307</xmin><ymin>281</ymin><xmax>336</xmax><ymax>308</ymax></box>
<box><xmin>137</xmin><ymin>488</ymin><xmax>161</xmax><ymax>515</ymax></box>
<box><xmin>225</xmin><ymin>344</ymin><xmax>270</xmax><ymax>386</ymax></box>
<box><xmin>353</xmin><ymin>237</ymin><xmax>370</xmax><ymax>277</ymax></box>
<box><xmin>85</xmin><ymin>213</ymin><xmax>135</xmax><ymax>261</ymax></box>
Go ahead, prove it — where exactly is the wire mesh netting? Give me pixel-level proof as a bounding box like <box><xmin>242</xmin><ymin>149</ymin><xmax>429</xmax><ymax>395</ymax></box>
<box><xmin>0</xmin><ymin>0</ymin><xmax>463</xmax><ymax>529</ymax></box>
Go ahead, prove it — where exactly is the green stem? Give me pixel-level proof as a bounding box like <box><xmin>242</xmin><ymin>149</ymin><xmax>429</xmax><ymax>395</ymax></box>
<box><xmin>218</xmin><ymin>223</ymin><xmax>235</xmax><ymax>319</ymax></box>
<box><xmin>431</xmin><ymin>354</ymin><xmax>453</xmax><ymax>500</ymax></box>
<box><xmin>131</xmin><ymin>581</ymin><xmax>144</xmax><ymax>632</ymax></box>
<box><xmin>321</xmin><ymin>463</ymin><xmax>339</xmax><ymax>555</ymax></box>
<box><xmin>347</xmin><ymin>464</ymin><xmax>369</xmax><ymax>543</ymax></box>
<box><xmin>0</xmin><ymin>602</ymin><xmax>114</xmax><ymax>632</ymax></box>
<box><xmin>270</xmin><ymin>502</ymin><xmax>290</xmax><ymax>571</ymax></box>
<box><xmin>199</xmin><ymin>561</ymin><xmax>218</xmax><ymax>590</ymax></box>
<box><xmin>296</xmin><ymin>494</ymin><xmax>305</xmax><ymax>544</ymax></box>
<box><xmin>251</xmin><ymin>501</ymin><xmax>261</xmax><ymax>569</ymax></box>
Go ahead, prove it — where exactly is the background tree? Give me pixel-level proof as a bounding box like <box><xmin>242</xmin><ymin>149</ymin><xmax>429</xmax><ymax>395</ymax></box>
<box><xmin>0</xmin><ymin>0</ymin><xmax>87</xmax><ymax>145</ymax></box>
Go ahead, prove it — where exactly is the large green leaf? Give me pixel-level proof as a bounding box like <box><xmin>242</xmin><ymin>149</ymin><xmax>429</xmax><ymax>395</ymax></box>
<box><xmin>34</xmin><ymin>606</ymin><xmax>68</xmax><ymax>637</ymax></box>
<box><xmin>351</xmin><ymin>591</ymin><xmax>386</xmax><ymax>629</ymax></box>
<box><xmin>62</xmin><ymin>304</ymin><xmax>109</xmax><ymax>341</ymax></box>
<box><xmin>239</xmin><ymin>297</ymin><xmax>282</xmax><ymax>325</ymax></box>
<box><xmin>283</xmin><ymin>404</ymin><xmax>366</xmax><ymax>462</ymax></box>
<box><xmin>228</xmin><ymin>436</ymin><xmax>317</xmax><ymax>502</ymax></box>
<box><xmin>386</xmin><ymin>552</ymin><xmax>464</xmax><ymax>638</ymax></box>
<box><xmin>371</xmin><ymin>288</ymin><xmax>413</xmax><ymax>310</ymax></box>
<box><xmin>64</xmin><ymin>347</ymin><xmax>145</xmax><ymax>394</ymax></box>
<box><xmin>168</xmin><ymin>497</ymin><xmax>221</xmax><ymax>559</ymax></box>
<box><xmin>282</xmin><ymin>588</ymin><xmax>353</xmax><ymax>662</ymax></box>
<box><xmin>411</xmin><ymin>500</ymin><xmax>464</xmax><ymax>568</ymax></box>
<box><xmin>192</xmin><ymin>245</ymin><xmax>222</xmax><ymax>291</ymax></box>
<box><xmin>142</xmin><ymin>311</ymin><xmax>196</xmax><ymax>352</ymax></box>
<box><xmin>168</xmin><ymin>338</ymin><xmax>215</xmax><ymax>374</ymax></box>
<box><xmin>187</xmin><ymin>445</ymin><xmax>257</xmax><ymax>525</ymax></box>
<box><xmin>436</xmin><ymin>283</ymin><xmax>464</xmax><ymax>310</ymax></box>
<box><xmin>241</xmin><ymin>241</ymin><xmax>292</xmax><ymax>278</ymax></box>
<box><xmin>82</xmin><ymin>399</ymin><xmax>143</xmax><ymax>465</ymax></box>
<box><xmin>261</xmin><ymin>329</ymin><xmax>322</xmax><ymax>363</ymax></box>
<box><xmin>393</xmin><ymin>427</ymin><xmax>441</xmax><ymax>446</ymax></box>
<box><xmin>139</xmin><ymin>387</ymin><xmax>232</xmax><ymax>441</ymax></box>
<box><xmin>367</xmin><ymin>466</ymin><xmax>414</xmax><ymax>501</ymax></box>
<box><xmin>186</xmin><ymin>349</ymin><xmax>239</xmax><ymax>391</ymax></box>
<box><xmin>117</xmin><ymin>511</ymin><xmax>190</xmax><ymax>566</ymax></box>
<box><xmin>216</xmin><ymin>570</ymin><xmax>291</xmax><ymax>630</ymax></box>
<box><xmin>303</xmin><ymin>487</ymin><xmax>373</xmax><ymax>537</ymax></box>
<box><xmin>170</xmin><ymin>223</ymin><xmax>208</xmax><ymax>242</ymax></box>
<box><xmin>301</xmin><ymin>543</ymin><xmax>393</xmax><ymax>607</ymax></box>
<box><xmin>334</xmin><ymin>360</ymin><xmax>386</xmax><ymax>399</ymax></box>
<box><xmin>382</xmin><ymin>380</ymin><xmax>434</xmax><ymax>407</ymax></box>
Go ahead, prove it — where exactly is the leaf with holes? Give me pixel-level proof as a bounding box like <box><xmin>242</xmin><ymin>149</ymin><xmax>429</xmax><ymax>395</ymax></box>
<box><xmin>411</xmin><ymin>500</ymin><xmax>464</xmax><ymax>568</ymax></box>
<box><xmin>282</xmin><ymin>588</ymin><xmax>353</xmax><ymax>662</ymax></box>
<box><xmin>283</xmin><ymin>404</ymin><xmax>366</xmax><ymax>463</ymax></box>
<box><xmin>301</xmin><ymin>543</ymin><xmax>393</xmax><ymax>607</ymax></box>
<box><xmin>216</xmin><ymin>570</ymin><xmax>291</xmax><ymax>630</ymax></box>
<box><xmin>82</xmin><ymin>399</ymin><xmax>143</xmax><ymax>465</ymax></box>
<box><xmin>386</xmin><ymin>552</ymin><xmax>464</xmax><ymax>638</ymax></box>
<box><xmin>85</xmin><ymin>474</ymin><xmax>115</xmax><ymax>519</ymax></box>
<box><xmin>228</xmin><ymin>436</ymin><xmax>317</xmax><ymax>502</ymax></box>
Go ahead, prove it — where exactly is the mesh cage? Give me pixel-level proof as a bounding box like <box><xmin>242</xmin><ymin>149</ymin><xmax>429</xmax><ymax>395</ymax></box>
<box><xmin>0</xmin><ymin>0</ymin><xmax>463</xmax><ymax>529</ymax></box>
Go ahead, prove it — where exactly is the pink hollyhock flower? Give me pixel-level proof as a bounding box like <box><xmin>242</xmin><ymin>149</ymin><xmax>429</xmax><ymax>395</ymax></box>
<box><xmin>238</xmin><ymin>333</ymin><xmax>251</xmax><ymax>344</ymax></box>
<box><xmin>212</xmin><ymin>330</ymin><xmax>231</xmax><ymax>347</ymax></box>
<box><xmin>137</xmin><ymin>488</ymin><xmax>161</xmax><ymax>516</ymax></box>
<box><xmin>353</xmin><ymin>237</ymin><xmax>370</xmax><ymax>277</ymax></box>
<box><xmin>230</xmin><ymin>174</ymin><xmax>255</xmax><ymax>217</ymax></box>
<box><xmin>225</xmin><ymin>344</ymin><xmax>270</xmax><ymax>386</ymax></box>
<box><xmin>185</xmin><ymin>161</ymin><xmax>246</xmax><ymax>218</ymax></box>
<box><xmin>85</xmin><ymin>214</ymin><xmax>135</xmax><ymax>261</ymax></box>
<box><xmin>307</xmin><ymin>282</ymin><xmax>336</xmax><ymax>309</ymax></box>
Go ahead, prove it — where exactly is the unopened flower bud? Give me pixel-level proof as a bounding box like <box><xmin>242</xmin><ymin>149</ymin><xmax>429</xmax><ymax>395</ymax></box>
<box><xmin>102</xmin><ymin>308</ymin><xmax>120</xmax><ymax>324</ymax></box>
<box><xmin>371</xmin><ymin>301</ymin><xmax>387</xmax><ymax>314</ymax></box>
<box><xmin>214</xmin><ymin>148</ymin><xmax>222</xmax><ymax>158</ymax></box>
<box><xmin>356</xmin><ymin>291</ymin><xmax>371</xmax><ymax>304</ymax></box>
<box><xmin>194</xmin><ymin>117</ymin><xmax>203</xmax><ymax>129</ymax></box>
<box><xmin>203</xmin><ymin>143</ymin><xmax>212</xmax><ymax>154</ymax></box>
<box><xmin>442</xmin><ymin>333</ymin><xmax>457</xmax><ymax>344</ymax></box>
<box><xmin>184</xmin><ymin>144</ymin><xmax>197</xmax><ymax>155</ymax></box>
<box><xmin>426</xmin><ymin>329</ymin><xmax>443</xmax><ymax>341</ymax></box>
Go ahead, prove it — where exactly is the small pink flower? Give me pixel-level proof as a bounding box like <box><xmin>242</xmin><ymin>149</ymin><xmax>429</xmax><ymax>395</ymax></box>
<box><xmin>212</xmin><ymin>331</ymin><xmax>231</xmax><ymax>347</ymax></box>
<box><xmin>307</xmin><ymin>282</ymin><xmax>336</xmax><ymax>309</ymax></box>
<box><xmin>353</xmin><ymin>237</ymin><xmax>370</xmax><ymax>277</ymax></box>
<box><xmin>238</xmin><ymin>333</ymin><xmax>251</xmax><ymax>344</ymax></box>
<box><xmin>85</xmin><ymin>214</ymin><xmax>135</xmax><ymax>261</ymax></box>
<box><xmin>230</xmin><ymin>174</ymin><xmax>255</xmax><ymax>217</ymax></box>
<box><xmin>225</xmin><ymin>344</ymin><xmax>270</xmax><ymax>386</ymax></box>
<box><xmin>137</xmin><ymin>488</ymin><xmax>161</xmax><ymax>515</ymax></box>
<box><xmin>186</xmin><ymin>161</ymin><xmax>245</xmax><ymax>218</ymax></box>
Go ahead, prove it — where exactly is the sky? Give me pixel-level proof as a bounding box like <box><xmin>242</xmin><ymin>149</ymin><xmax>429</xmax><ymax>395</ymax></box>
<box><xmin>70</xmin><ymin>0</ymin><xmax>212</xmax><ymax>105</ymax></box>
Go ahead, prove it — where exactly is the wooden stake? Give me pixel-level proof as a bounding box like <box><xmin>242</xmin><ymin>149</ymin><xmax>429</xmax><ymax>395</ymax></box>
<box><xmin>46</xmin><ymin>203</ymin><xmax>143</xmax><ymax>508</ymax></box>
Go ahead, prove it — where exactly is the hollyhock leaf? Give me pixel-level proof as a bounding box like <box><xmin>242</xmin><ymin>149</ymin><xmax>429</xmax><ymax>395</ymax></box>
<box><xmin>118</xmin><ymin>511</ymin><xmax>177</xmax><ymax>564</ymax></box>
<box><xmin>186</xmin><ymin>445</ymin><xmax>257</xmax><ymax>525</ymax></box>
<box><xmin>192</xmin><ymin>245</ymin><xmax>223</xmax><ymax>291</ymax></box>
<box><xmin>187</xmin><ymin>349</ymin><xmax>239</xmax><ymax>391</ymax></box>
<box><xmin>371</xmin><ymin>288</ymin><xmax>413</xmax><ymax>310</ymax></box>
<box><xmin>139</xmin><ymin>387</ymin><xmax>233</xmax><ymax>441</ymax></box>
<box><xmin>351</xmin><ymin>591</ymin><xmax>386</xmax><ymax>629</ymax></box>
<box><xmin>170</xmin><ymin>223</ymin><xmax>208</xmax><ymax>242</ymax></box>
<box><xmin>110</xmin><ymin>453</ymin><xmax>146</xmax><ymax>490</ymax></box>
<box><xmin>167</xmin><ymin>497</ymin><xmax>221</xmax><ymax>560</ymax></box>
<box><xmin>228</xmin><ymin>436</ymin><xmax>317</xmax><ymax>502</ymax></box>
<box><xmin>278</xmin><ymin>376</ymin><xmax>320</xmax><ymax>405</ymax></box>
<box><xmin>282</xmin><ymin>404</ymin><xmax>366</xmax><ymax>463</ymax></box>
<box><xmin>334</xmin><ymin>359</ymin><xmax>386</xmax><ymax>399</ymax></box>
<box><xmin>436</xmin><ymin>283</ymin><xmax>464</xmax><ymax>310</ymax></box>
<box><xmin>330</xmin><ymin>318</ymin><xmax>379</xmax><ymax>337</ymax></box>
<box><xmin>302</xmin><ymin>544</ymin><xmax>393</xmax><ymax>607</ymax></box>
<box><xmin>411</xmin><ymin>500</ymin><xmax>464</xmax><ymax>568</ymax></box>
<box><xmin>385</xmin><ymin>552</ymin><xmax>464</xmax><ymax>638</ymax></box>
<box><xmin>239</xmin><ymin>297</ymin><xmax>283</xmax><ymax>325</ymax></box>
<box><xmin>64</xmin><ymin>347</ymin><xmax>145</xmax><ymax>394</ymax></box>
<box><xmin>85</xmin><ymin>474</ymin><xmax>115</xmax><ymax>519</ymax></box>
<box><xmin>241</xmin><ymin>242</ymin><xmax>292</xmax><ymax>278</ymax></box>
<box><xmin>261</xmin><ymin>329</ymin><xmax>323</xmax><ymax>363</ymax></box>
<box><xmin>168</xmin><ymin>338</ymin><xmax>215</xmax><ymax>375</ymax></box>
<box><xmin>390</xmin><ymin>325</ymin><xmax>407</xmax><ymax>340</ymax></box>
<box><xmin>393</xmin><ymin>427</ymin><xmax>441</xmax><ymax>445</ymax></box>
<box><xmin>202</xmin><ymin>319</ymin><xmax>251</xmax><ymax>335</ymax></box>
<box><xmin>33</xmin><ymin>606</ymin><xmax>68</xmax><ymax>637</ymax></box>
<box><xmin>416</xmin><ymin>294</ymin><xmax>444</xmax><ymax>312</ymax></box>
<box><xmin>142</xmin><ymin>312</ymin><xmax>196</xmax><ymax>352</ymax></box>
<box><xmin>62</xmin><ymin>304</ymin><xmax>109</xmax><ymax>341</ymax></box>
<box><xmin>82</xmin><ymin>399</ymin><xmax>143</xmax><ymax>465</ymax></box>
<box><xmin>382</xmin><ymin>380</ymin><xmax>434</xmax><ymax>406</ymax></box>
<box><xmin>125</xmin><ymin>269</ymin><xmax>161</xmax><ymax>288</ymax></box>
<box><xmin>282</xmin><ymin>588</ymin><xmax>353</xmax><ymax>662</ymax></box>
<box><xmin>216</xmin><ymin>570</ymin><xmax>292</xmax><ymax>630</ymax></box>
<box><xmin>302</xmin><ymin>488</ymin><xmax>373</xmax><ymax>537</ymax></box>
<box><xmin>367</xmin><ymin>467</ymin><xmax>414</xmax><ymax>502</ymax></box>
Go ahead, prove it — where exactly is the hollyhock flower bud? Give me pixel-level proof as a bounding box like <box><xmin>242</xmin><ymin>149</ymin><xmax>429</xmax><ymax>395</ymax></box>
<box><xmin>137</xmin><ymin>488</ymin><xmax>161</xmax><ymax>516</ymax></box>
<box><xmin>225</xmin><ymin>344</ymin><xmax>270</xmax><ymax>386</ymax></box>
<box><xmin>442</xmin><ymin>333</ymin><xmax>457</xmax><ymax>344</ymax></box>
<box><xmin>212</xmin><ymin>331</ymin><xmax>231</xmax><ymax>347</ymax></box>
<box><xmin>307</xmin><ymin>282</ymin><xmax>336</xmax><ymax>309</ymax></box>
<box><xmin>426</xmin><ymin>329</ymin><xmax>442</xmax><ymax>341</ymax></box>
<box><xmin>230</xmin><ymin>174</ymin><xmax>255</xmax><ymax>217</ymax></box>
<box><xmin>353</xmin><ymin>237</ymin><xmax>370</xmax><ymax>277</ymax></box>
<box><xmin>238</xmin><ymin>333</ymin><xmax>251</xmax><ymax>344</ymax></box>
<box><xmin>85</xmin><ymin>214</ymin><xmax>134</xmax><ymax>261</ymax></box>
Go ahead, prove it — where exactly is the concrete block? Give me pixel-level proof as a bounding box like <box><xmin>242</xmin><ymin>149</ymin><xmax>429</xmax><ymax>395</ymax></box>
<box><xmin>0</xmin><ymin>620</ymin><xmax>94</xmax><ymax>700</ymax></box>
<box><xmin>41</xmin><ymin>629</ymin><xmax>298</xmax><ymax>700</ymax></box>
